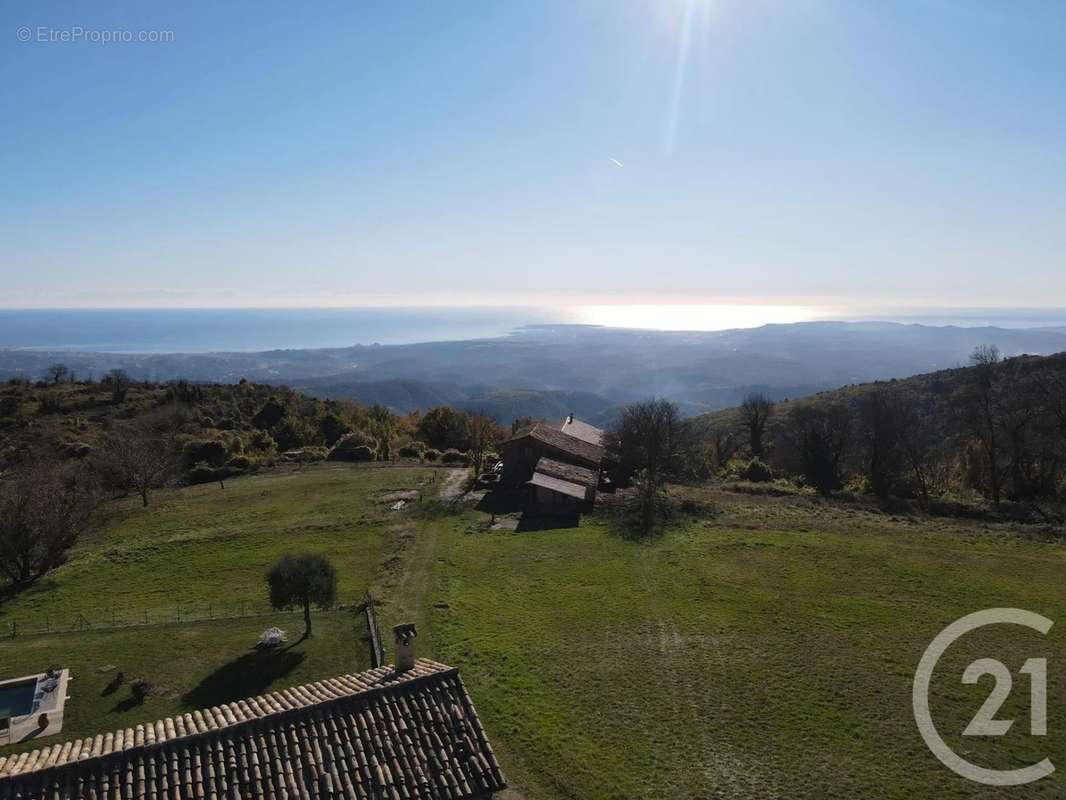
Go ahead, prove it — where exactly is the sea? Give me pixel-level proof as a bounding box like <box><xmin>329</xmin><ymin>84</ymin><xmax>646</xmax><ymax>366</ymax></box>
<box><xmin>1</xmin><ymin>306</ymin><xmax>1065</xmax><ymax>354</ymax></box>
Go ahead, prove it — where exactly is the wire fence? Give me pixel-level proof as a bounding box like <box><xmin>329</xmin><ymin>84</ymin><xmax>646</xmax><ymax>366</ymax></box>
<box><xmin>2</xmin><ymin>595</ymin><xmax>370</xmax><ymax>639</ymax></box>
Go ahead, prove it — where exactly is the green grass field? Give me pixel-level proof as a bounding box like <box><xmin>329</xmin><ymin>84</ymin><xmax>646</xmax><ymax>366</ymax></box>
<box><xmin>2</xmin><ymin>467</ymin><xmax>1064</xmax><ymax>798</ymax></box>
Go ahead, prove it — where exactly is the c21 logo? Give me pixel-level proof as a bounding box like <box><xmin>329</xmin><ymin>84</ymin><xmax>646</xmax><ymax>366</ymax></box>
<box><xmin>912</xmin><ymin>608</ymin><xmax>1054</xmax><ymax>786</ymax></box>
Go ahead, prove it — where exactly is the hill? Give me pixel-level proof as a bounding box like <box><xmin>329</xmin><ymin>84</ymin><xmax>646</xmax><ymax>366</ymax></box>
<box><xmin>5</xmin><ymin>321</ymin><xmax>1066</xmax><ymax>419</ymax></box>
<box><xmin>694</xmin><ymin>349</ymin><xmax>1066</xmax><ymax>507</ymax></box>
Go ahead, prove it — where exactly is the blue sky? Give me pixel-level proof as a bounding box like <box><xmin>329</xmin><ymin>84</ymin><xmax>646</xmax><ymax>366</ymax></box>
<box><xmin>3</xmin><ymin>1</ymin><xmax>1065</xmax><ymax>309</ymax></box>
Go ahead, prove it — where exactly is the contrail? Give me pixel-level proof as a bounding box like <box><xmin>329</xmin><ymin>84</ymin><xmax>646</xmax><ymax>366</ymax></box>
<box><xmin>609</xmin><ymin>157</ymin><xmax>624</xmax><ymax>168</ymax></box>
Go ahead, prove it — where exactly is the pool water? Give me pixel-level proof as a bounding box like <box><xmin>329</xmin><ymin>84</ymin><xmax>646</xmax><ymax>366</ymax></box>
<box><xmin>0</xmin><ymin>679</ymin><xmax>37</xmax><ymax>719</ymax></box>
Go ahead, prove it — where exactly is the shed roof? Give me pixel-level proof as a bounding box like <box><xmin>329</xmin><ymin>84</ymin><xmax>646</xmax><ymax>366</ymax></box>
<box><xmin>529</xmin><ymin>471</ymin><xmax>587</xmax><ymax>500</ymax></box>
<box><xmin>534</xmin><ymin>456</ymin><xmax>598</xmax><ymax>488</ymax></box>
<box><xmin>0</xmin><ymin>659</ymin><xmax>505</xmax><ymax>800</ymax></box>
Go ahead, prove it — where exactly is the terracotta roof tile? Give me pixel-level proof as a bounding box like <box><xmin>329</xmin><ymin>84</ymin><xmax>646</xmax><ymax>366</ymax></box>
<box><xmin>504</xmin><ymin>422</ymin><xmax>605</xmax><ymax>466</ymax></box>
<box><xmin>0</xmin><ymin>660</ymin><xmax>504</xmax><ymax>800</ymax></box>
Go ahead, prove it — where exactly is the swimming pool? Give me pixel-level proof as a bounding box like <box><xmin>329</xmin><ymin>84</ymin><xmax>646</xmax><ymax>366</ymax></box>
<box><xmin>0</xmin><ymin>678</ymin><xmax>37</xmax><ymax>719</ymax></box>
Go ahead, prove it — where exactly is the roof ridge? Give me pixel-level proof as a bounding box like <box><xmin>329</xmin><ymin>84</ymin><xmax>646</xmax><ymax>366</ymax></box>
<box><xmin>0</xmin><ymin>659</ymin><xmax>456</xmax><ymax>781</ymax></box>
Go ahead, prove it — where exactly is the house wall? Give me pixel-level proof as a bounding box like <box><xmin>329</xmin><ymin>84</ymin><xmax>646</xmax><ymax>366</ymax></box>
<box><xmin>532</xmin><ymin>486</ymin><xmax>580</xmax><ymax>514</ymax></box>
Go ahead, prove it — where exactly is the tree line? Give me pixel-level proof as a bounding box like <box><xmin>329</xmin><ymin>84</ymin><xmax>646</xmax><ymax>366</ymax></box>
<box><xmin>606</xmin><ymin>347</ymin><xmax>1066</xmax><ymax>534</ymax></box>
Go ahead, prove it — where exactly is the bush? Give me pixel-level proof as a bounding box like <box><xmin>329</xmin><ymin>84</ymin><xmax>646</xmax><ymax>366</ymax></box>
<box><xmin>440</xmin><ymin>449</ymin><xmax>470</xmax><ymax>465</ymax></box>
<box><xmin>182</xmin><ymin>439</ymin><xmax>229</xmax><ymax>469</ymax></box>
<box><xmin>422</xmin><ymin>448</ymin><xmax>442</xmax><ymax>462</ymax></box>
<box><xmin>130</xmin><ymin>679</ymin><xmax>154</xmax><ymax>703</ymax></box>
<box><xmin>279</xmin><ymin>446</ymin><xmax>329</xmax><ymax>463</ymax></box>
<box><xmin>226</xmin><ymin>455</ymin><xmax>255</xmax><ymax>470</ymax></box>
<box><xmin>64</xmin><ymin>441</ymin><xmax>93</xmax><ymax>459</ymax></box>
<box><xmin>247</xmin><ymin>430</ymin><xmax>277</xmax><ymax>454</ymax></box>
<box><xmin>397</xmin><ymin>445</ymin><xmax>422</xmax><ymax>460</ymax></box>
<box><xmin>187</xmin><ymin>462</ymin><xmax>229</xmax><ymax>485</ymax></box>
<box><xmin>719</xmin><ymin>458</ymin><xmax>749</xmax><ymax>480</ymax></box>
<box><xmin>739</xmin><ymin>457</ymin><xmax>773</xmax><ymax>483</ymax></box>
<box><xmin>327</xmin><ymin>434</ymin><xmax>376</xmax><ymax>462</ymax></box>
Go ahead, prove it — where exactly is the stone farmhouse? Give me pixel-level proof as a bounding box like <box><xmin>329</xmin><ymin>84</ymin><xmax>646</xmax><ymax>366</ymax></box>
<box><xmin>497</xmin><ymin>414</ymin><xmax>609</xmax><ymax>513</ymax></box>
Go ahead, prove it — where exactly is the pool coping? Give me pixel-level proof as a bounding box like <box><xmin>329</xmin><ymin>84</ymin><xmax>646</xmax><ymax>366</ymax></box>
<box><xmin>0</xmin><ymin>670</ymin><xmax>70</xmax><ymax>747</ymax></box>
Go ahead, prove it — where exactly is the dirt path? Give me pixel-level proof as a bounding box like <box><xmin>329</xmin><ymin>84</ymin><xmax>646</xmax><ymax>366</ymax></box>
<box><xmin>439</xmin><ymin>468</ymin><xmax>469</xmax><ymax>501</ymax></box>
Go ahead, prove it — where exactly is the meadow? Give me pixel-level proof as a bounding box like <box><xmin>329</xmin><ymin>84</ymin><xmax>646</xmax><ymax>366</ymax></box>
<box><xmin>2</xmin><ymin>466</ymin><xmax>1064</xmax><ymax>798</ymax></box>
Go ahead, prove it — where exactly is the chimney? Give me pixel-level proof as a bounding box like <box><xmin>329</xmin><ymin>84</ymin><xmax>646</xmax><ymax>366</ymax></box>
<box><xmin>393</xmin><ymin>623</ymin><xmax>417</xmax><ymax>671</ymax></box>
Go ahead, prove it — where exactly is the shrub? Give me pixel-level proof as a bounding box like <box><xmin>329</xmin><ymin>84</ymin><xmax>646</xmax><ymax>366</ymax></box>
<box><xmin>0</xmin><ymin>394</ymin><xmax>20</xmax><ymax>417</ymax></box>
<box><xmin>397</xmin><ymin>444</ymin><xmax>422</xmax><ymax>459</ymax></box>
<box><xmin>130</xmin><ymin>679</ymin><xmax>154</xmax><ymax>703</ymax></box>
<box><xmin>64</xmin><ymin>441</ymin><xmax>92</xmax><ymax>459</ymax></box>
<box><xmin>739</xmin><ymin>457</ymin><xmax>773</xmax><ymax>483</ymax></box>
<box><xmin>187</xmin><ymin>463</ymin><xmax>229</xmax><ymax>485</ymax></box>
<box><xmin>327</xmin><ymin>434</ymin><xmax>376</xmax><ymax>462</ymax></box>
<box><xmin>440</xmin><ymin>449</ymin><xmax>470</xmax><ymax>465</ymax></box>
<box><xmin>226</xmin><ymin>454</ymin><xmax>255</xmax><ymax>470</ymax></box>
<box><xmin>273</xmin><ymin>416</ymin><xmax>317</xmax><ymax>451</ymax></box>
<box><xmin>719</xmin><ymin>457</ymin><xmax>749</xmax><ymax>480</ymax></box>
<box><xmin>422</xmin><ymin>448</ymin><xmax>442</xmax><ymax>462</ymax></box>
<box><xmin>181</xmin><ymin>439</ymin><xmax>229</xmax><ymax>469</ymax></box>
<box><xmin>279</xmin><ymin>446</ymin><xmax>329</xmax><ymax>463</ymax></box>
<box><xmin>247</xmin><ymin>430</ymin><xmax>277</xmax><ymax>454</ymax></box>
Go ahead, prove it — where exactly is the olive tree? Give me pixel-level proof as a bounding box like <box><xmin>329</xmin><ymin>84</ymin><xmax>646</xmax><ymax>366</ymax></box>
<box><xmin>265</xmin><ymin>553</ymin><xmax>337</xmax><ymax>638</ymax></box>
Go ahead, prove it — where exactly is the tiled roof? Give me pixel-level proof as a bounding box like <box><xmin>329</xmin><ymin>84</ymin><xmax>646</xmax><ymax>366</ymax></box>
<box><xmin>533</xmin><ymin>456</ymin><xmax>597</xmax><ymax>489</ymax></box>
<box><xmin>529</xmin><ymin>471</ymin><xmax>587</xmax><ymax>500</ymax></box>
<box><xmin>504</xmin><ymin>422</ymin><xmax>605</xmax><ymax>466</ymax></box>
<box><xmin>0</xmin><ymin>659</ymin><xmax>505</xmax><ymax>800</ymax></box>
<box><xmin>557</xmin><ymin>418</ymin><xmax>604</xmax><ymax>448</ymax></box>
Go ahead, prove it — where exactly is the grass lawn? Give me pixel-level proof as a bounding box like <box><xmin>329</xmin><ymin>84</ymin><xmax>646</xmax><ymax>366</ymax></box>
<box><xmin>3</xmin><ymin>468</ymin><xmax>1064</xmax><ymax>798</ymax></box>
<box><xmin>416</xmin><ymin>489</ymin><xmax>1066</xmax><ymax>799</ymax></box>
<box><xmin>0</xmin><ymin>465</ymin><xmax>440</xmax><ymax>754</ymax></box>
<box><xmin>0</xmin><ymin>613</ymin><xmax>365</xmax><ymax>754</ymax></box>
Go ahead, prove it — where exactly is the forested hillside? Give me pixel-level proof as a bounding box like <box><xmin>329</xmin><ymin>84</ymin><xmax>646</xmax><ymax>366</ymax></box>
<box><xmin>696</xmin><ymin>348</ymin><xmax>1066</xmax><ymax>509</ymax></box>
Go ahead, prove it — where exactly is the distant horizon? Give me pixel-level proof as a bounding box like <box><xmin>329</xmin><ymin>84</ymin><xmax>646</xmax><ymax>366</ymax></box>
<box><xmin>2</xmin><ymin>305</ymin><xmax>1066</xmax><ymax>356</ymax></box>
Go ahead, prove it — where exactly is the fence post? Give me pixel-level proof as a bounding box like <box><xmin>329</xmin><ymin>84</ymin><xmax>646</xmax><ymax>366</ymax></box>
<box><xmin>145</xmin><ymin>608</ymin><xmax>149</xmax><ymax>626</ymax></box>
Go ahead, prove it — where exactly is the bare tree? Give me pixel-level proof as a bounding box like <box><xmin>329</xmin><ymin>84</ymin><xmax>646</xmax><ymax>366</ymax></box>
<box><xmin>965</xmin><ymin>345</ymin><xmax>1003</xmax><ymax>505</ymax></box>
<box><xmin>783</xmin><ymin>403</ymin><xmax>852</xmax><ymax>496</ymax></box>
<box><xmin>48</xmin><ymin>363</ymin><xmax>69</xmax><ymax>385</ymax></box>
<box><xmin>740</xmin><ymin>392</ymin><xmax>774</xmax><ymax>458</ymax></box>
<box><xmin>896</xmin><ymin>398</ymin><xmax>935</xmax><ymax>503</ymax></box>
<box><xmin>467</xmin><ymin>411</ymin><xmax>501</xmax><ymax>473</ymax></box>
<box><xmin>709</xmin><ymin>423</ymin><xmax>740</xmax><ymax>470</ymax></box>
<box><xmin>605</xmin><ymin>399</ymin><xmax>688</xmax><ymax>533</ymax></box>
<box><xmin>0</xmin><ymin>462</ymin><xmax>97</xmax><ymax>587</ymax></box>
<box><xmin>98</xmin><ymin>414</ymin><xmax>179</xmax><ymax>506</ymax></box>
<box><xmin>857</xmin><ymin>390</ymin><xmax>905</xmax><ymax>499</ymax></box>
<box><xmin>104</xmin><ymin>369</ymin><xmax>132</xmax><ymax>404</ymax></box>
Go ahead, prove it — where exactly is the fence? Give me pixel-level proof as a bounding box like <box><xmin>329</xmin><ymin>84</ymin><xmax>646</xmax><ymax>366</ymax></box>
<box><xmin>362</xmin><ymin>591</ymin><xmax>385</xmax><ymax>667</ymax></box>
<box><xmin>3</xmin><ymin>595</ymin><xmax>367</xmax><ymax>639</ymax></box>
